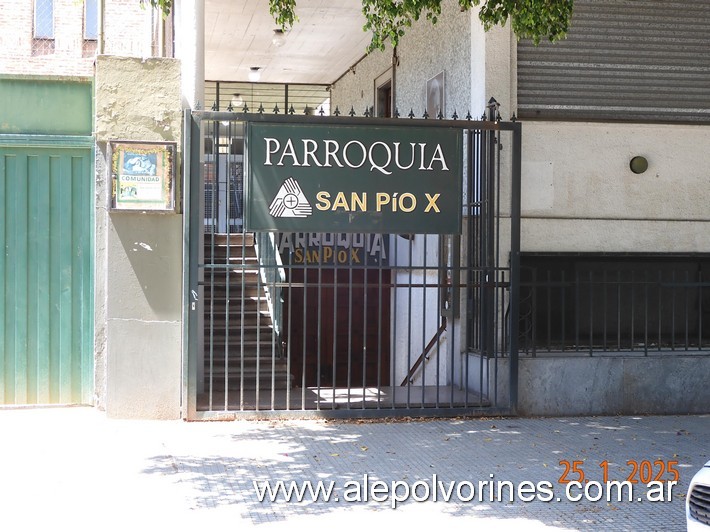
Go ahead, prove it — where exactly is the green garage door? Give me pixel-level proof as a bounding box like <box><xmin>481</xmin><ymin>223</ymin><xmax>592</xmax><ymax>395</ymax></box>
<box><xmin>0</xmin><ymin>146</ymin><xmax>93</xmax><ymax>404</ymax></box>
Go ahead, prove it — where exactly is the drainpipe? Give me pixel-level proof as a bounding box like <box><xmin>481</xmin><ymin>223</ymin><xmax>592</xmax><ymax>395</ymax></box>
<box><xmin>97</xmin><ymin>0</ymin><xmax>105</xmax><ymax>54</ymax></box>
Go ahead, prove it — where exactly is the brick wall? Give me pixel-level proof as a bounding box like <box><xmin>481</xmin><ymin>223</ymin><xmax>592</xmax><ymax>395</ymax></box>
<box><xmin>0</xmin><ymin>0</ymin><xmax>157</xmax><ymax>77</ymax></box>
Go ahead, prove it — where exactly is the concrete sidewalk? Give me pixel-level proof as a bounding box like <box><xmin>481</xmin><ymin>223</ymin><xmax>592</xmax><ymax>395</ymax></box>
<box><xmin>0</xmin><ymin>407</ymin><xmax>707</xmax><ymax>531</ymax></box>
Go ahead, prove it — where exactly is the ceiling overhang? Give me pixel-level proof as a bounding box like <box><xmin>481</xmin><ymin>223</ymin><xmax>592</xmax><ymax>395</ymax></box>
<box><xmin>205</xmin><ymin>0</ymin><xmax>372</xmax><ymax>85</ymax></box>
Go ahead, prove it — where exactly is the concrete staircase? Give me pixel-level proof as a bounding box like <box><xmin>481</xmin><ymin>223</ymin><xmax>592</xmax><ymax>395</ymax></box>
<box><xmin>203</xmin><ymin>233</ymin><xmax>291</xmax><ymax>392</ymax></box>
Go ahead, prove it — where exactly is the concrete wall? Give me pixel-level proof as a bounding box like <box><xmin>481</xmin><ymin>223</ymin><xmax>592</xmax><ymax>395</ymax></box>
<box><xmin>485</xmin><ymin>355</ymin><xmax>710</xmax><ymax>416</ymax></box>
<box><xmin>95</xmin><ymin>55</ymin><xmax>183</xmax><ymax>419</ymax></box>
<box><xmin>520</xmin><ymin>121</ymin><xmax>710</xmax><ymax>253</ymax></box>
<box><xmin>329</xmin><ymin>44</ymin><xmax>390</xmax><ymax>115</ymax></box>
<box><xmin>331</xmin><ymin>1</ymin><xmax>471</xmax><ymax>118</ymax></box>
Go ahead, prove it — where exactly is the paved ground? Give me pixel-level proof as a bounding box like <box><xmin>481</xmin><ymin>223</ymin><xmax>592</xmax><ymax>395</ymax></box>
<box><xmin>0</xmin><ymin>407</ymin><xmax>707</xmax><ymax>531</ymax></box>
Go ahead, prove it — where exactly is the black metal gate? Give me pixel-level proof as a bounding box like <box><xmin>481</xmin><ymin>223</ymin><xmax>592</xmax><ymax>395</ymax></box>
<box><xmin>184</xmin><ymin>103</ymin><xmax>521</xmax><ymax>419</ymax></box>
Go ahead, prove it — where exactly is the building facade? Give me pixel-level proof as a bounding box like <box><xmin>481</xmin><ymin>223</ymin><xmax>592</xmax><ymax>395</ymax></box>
<box><xmin>1</xmin><ymin>0</ymin><xmax>708</xmax><ymax>418</ymax></box>
<box><xmin>0</xmin><ymin>0</ymin><xmax>185</xmax><ymax>417</ymax></box>
<box><xmin>330</xmin><ymin>0</ymin><xmax>710</xmax><ymax>415</ymax></box>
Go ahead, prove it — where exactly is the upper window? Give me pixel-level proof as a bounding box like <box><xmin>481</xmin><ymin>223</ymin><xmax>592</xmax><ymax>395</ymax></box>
<box><xmin>84</xmin><ymin>0</ymin><xmax>98</xmax><ymax>40</ymax></box>
<box><xmin>34</xmin><ymin>0</ymin><xmax>54</xmax><ymax>39</ymax></box>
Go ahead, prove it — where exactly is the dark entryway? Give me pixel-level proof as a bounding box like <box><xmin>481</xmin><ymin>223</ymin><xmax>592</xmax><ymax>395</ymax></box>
<box><xmin>286</xmin><ymin>267</ymin><xmax>391</xmax><ymax>389</ymax></box>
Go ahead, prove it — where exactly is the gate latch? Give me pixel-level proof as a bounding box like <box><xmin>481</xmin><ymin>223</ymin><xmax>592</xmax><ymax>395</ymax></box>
<box><xmin>191</xmin><ymin>289</ymin><xmax>198</xmax><ymax>310</ymax></box>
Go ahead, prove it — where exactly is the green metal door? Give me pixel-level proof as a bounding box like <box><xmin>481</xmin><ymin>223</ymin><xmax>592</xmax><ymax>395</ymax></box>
<box><xmin>0</xmin><ymin>146</ymin><xmax>93</xmax><ymax>404</ymax></box>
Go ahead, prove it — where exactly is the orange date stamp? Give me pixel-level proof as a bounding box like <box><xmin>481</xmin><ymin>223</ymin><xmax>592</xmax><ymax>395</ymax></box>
<box><xmin>558</xmin><ymin>459</ymin><xmax>680</xmax><ymax>485</ymax></box>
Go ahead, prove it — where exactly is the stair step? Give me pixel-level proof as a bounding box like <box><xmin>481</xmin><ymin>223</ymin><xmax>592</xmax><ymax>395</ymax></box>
<box><xmin>205</xmin><ymin>233</ymin><xmax>254</xmax><ymax>247</ymax></box>
<box><xmin>205</xmin><ymin>316</ymin><xmax>273</xmax><ymax>328</ymax></box>
<box><xmin>205</xmin><ymin>321</ymin><xmax>275</xmax><ymax>332</ymax></box>
<box><xmin>204</xmin><ymin>324</ymin><xmax>275</xmax><ymax>334</ymax></box>
<box><xmin>204</xmin><ymin>297</ymin><xmax>272</xmax><ymax>308</ymax></box>
<box><xmin>205</xmin><ymin>338</ymin><xmax>278</xmax><ymax>353</ymax></box>
<box><xmin>204</xmin><ymin>320</ymin><xmax>274</xmax><ymax>328</ymax></box>
<box><xmin>205</xmin><ymin>245</ymin><xmax>257</xmax><ymax>255</ymax></box>
<box><xmin>202</xmin><ymin>269</ymin><xmax>261</xmax><ymax>280</ymax></box>
<box><xmin>204</xmin><ymin>244</ymin><xmax>257</xmax><ymax>253</ymax></box>
<box><xmin>206</xmin><ymin>354</ymin><xmax>285</xmax><ymax>363</ymax></box>
<box><xmin>202</xmin><ymin>229</ymin><xmax>289</xmax><ymax>392</ymax></box>
<box><xmin>204</xmin><ymin>256</ymin><xmax>258</xmax><ymax>264</ymax></box>
<box><xmin>206</xmin><ymin>376</ymin><xmax>292</xmax><ymax>391</ymax></box>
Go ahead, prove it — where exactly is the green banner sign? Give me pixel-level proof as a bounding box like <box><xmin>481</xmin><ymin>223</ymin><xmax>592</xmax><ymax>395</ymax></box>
<box><xmin>246</xmin><ymin>122</ymin><xmax>462</xmax><ymax>234</ymax></box>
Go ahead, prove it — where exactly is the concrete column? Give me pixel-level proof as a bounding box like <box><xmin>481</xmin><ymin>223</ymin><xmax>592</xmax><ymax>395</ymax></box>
<box><xmin>470</xmin><ymin>9</ymin><xmax>514</xmax><ymax>117</ymax></box>
<box><xmin>95</xmin><ymin>56</ymin><xmax>184</xmax><ymax>419</ymax></box>
<box><xmin>175</xmin><ymin>0</ymin><xmax>205</xmax><ymax>110</ymax></box>
<box><xmin>173</xmin><ymin>0</ymin><xmax>205</xmax><ymax>397</ymax></box>
<box><xmin>470</xmin><ymin>8</ymin><xmax>486</xmax><ymax>116</ymax></box>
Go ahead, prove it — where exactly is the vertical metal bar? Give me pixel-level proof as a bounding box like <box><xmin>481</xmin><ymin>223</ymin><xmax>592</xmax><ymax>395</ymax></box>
<box><xmin>531</xmin><ymin>268</ymin><xmax>537</xmax><ymax>357</ymax></box>
<box><xmin>224</xmin><ymin>121</ymin><xmax>231</xmax><ymax>411</ymax></box>
<box><xmin>437</xmin><ymin>237</ymin><xmax>443</xmax><ymax>408</ymax></box>
<box><xmin>406</xmin><ymin>234</ymin><xmax>413</xmax><ymax>408</ymax></box>
<box><xmin>643</xmin><ymin>269</ymin><xmax>649</xmax><ymax>356</ymax></box>
<box><xmin>316</xmin><ymin>239</ymin><xmax>323</xmax><ymax>410</ymax></box>
<box><xmin>332</xmin><ymin>250</ymin><xmax>338</xmax><ymax>411</ymax></box>
<box><xmin>546</xmin><ymin>269</ymin><xmax>551</xmax><ymax>352</ymax></box>
<box><xmin>271</xmin><ymin>238</ymin><xmax>277</xmax><ymax>410</ymax></box>
<box><xmin>470</xmin><ymin>129</ymin><xmax>482</xmax><ymax>356</ymax></box>
<box><xmin>643</xmin><ymin>269</ymin><xmax>648</xmax><ymax>356</ymax></box>
<box><xmin>482</xmin><ymin>123</ymin><xmax>494</xmax><ymax>359</ymax></box>
<box><xmin>658</xmin><ymin>270</ymin><xmax>663</xmax><ymax>352</ymax></box>
<box><xmin>421</xmin><ymin>235</ymin><xmax>427</xmax><ymax>408</ymax></box>
<box><xmin>346</xmin><ymin>244</ymin><xmax>353</xmax><ymax>409</ymax></box>
<box><xmin>588</xmin><ymin>270</ymin><xmax>593</xmax><ymax>356</ymax></box>
<box><xmin>603</xmin><ymin>270</ymin><xmax>608</xmax><ymax>352</ymax></box>
<box><xmin>508</xmin><ymin>121</ymin><xmax>522</xmax><ymax>414</ymax></box>
<box><xmin>561</xmin><ymin>269</ymin><xmax>566</xmax><ymax>353</ymax></box>
<box><xmin>255</xmin><ymin>234</ymin><xmax>262</xmax><ymax>410</ymax></box>
<box><xmin>671</xmin><ymin>269</ymin><xmax>676</xmax><ymax>351</ymax></box>
<box><xmin>186</xmin><ymin>111</ymin><xmax>202</xmax><ymax>419</ymax></box>
<box><xmin>208</xmin><ymin>120</ymin><xmax>218</xmax><ymax>410</ymax></box>
<box><xmin>238</xmin><ymin>224</ymin><xmax>245</xmax><ymax>411</ymax></box>
<box><xmin>286</xmin><ymin>247</ymin><xmax>293</xmax><ymax>410</ymax></box>
<box><xmin>391</xmin><ymin>233</ymin><xmax>398</xmax><ymax>410</ymax></box>
<box><xmin>362</xmin><ymin>253</ymin><xmax>368</xmax><ymax>409</ymax></box>
<box><xmin>301</xmin><ymin>260</ymin><xmax>307</xmax><ymax>410</ymax></box>
<box><xmin>491</xmin><ymin>125</ymin><xmax>502</xmax><ymax>409</ymax></box>
<box><xmin>685</xmin><ymin>269</ymin><xmax>690</xmax><ymax>350</ymax></box>
<box><xmin>376</xmin><ymin>246</ymin><xmax>383</xmax><ymax>409</ymax></box>
<box><xmin>617</xmin><ymin>270</ymin><xmax>622</xmax><ymax>350</ymax></box>
<box><xmin>630</xmin><ymin>270</ymin><xmax>635</xmax><ymax>352</ymax></box>
<box><xmin>700</xmin><ymin>266</ymin><xmax>703</xmax><ymax>351</ymax></box>
<box><xmin>575</xmin><ymin>269</ymin><xmax>580</xmax><ymax>353</ymax></box>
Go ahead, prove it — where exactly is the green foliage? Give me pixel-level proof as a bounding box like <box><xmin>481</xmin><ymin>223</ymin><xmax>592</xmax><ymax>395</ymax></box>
<box><xmin>269</xmin><ymin>0</ymin><xmax>298</xmax><ymax>28</ymax></box>
<box><xmin>148</xmin><ymin>0</ymin><xmax>573</xmax><ymax>50</ymax></box>
<box><xmin>361</xmin><ymin>0</ymin><xmax>574</xmax><ymax>51</ymax></box>
<box><xmin>477</xmin><ymin>0</ymin><xmax>574</xmax><ymax>45</ymax></box>
<box><xmin>144</xmin><ymin>0</ymin><xmax>171</xmax><ymax>18</ymax></box>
